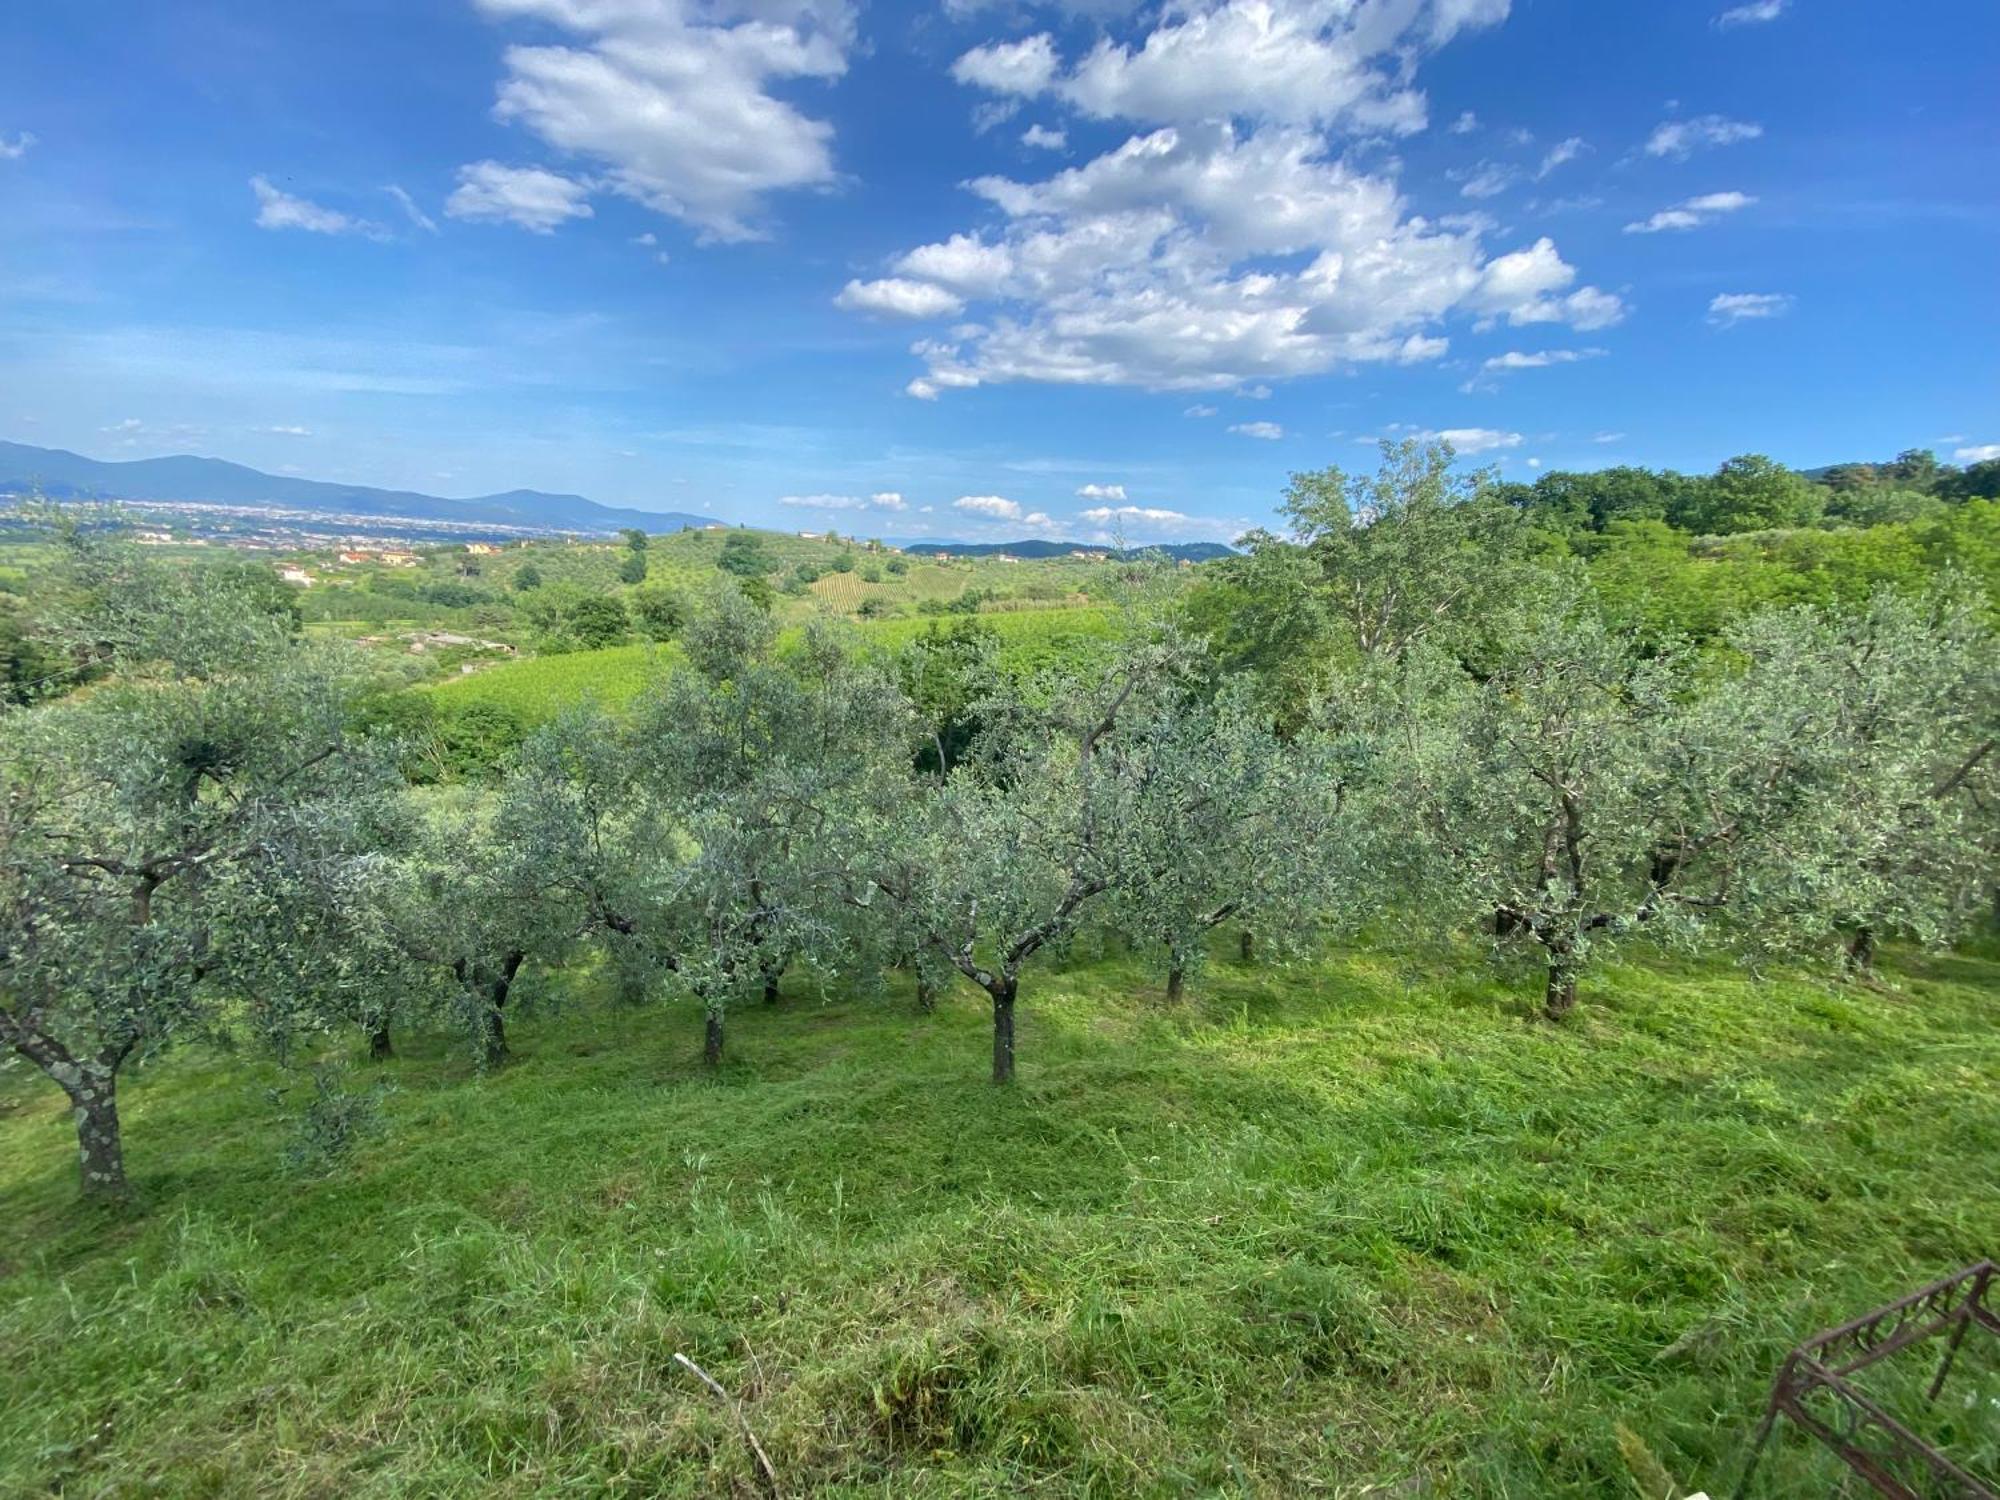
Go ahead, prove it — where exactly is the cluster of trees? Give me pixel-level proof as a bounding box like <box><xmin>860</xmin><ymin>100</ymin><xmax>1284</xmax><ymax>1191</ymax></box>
<box><xmin>1488</xmin><ymin>447</ymin><xmax>1999</xmax><ymax>538</ymax></box>
<box><xmin>4</xmin><ymin>443</ymin><xmax>1994</xmax><ymax>1204</ymax></box>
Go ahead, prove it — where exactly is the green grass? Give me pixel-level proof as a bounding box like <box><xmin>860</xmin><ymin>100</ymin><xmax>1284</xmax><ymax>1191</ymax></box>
<box><xmin>3</xmin><ymin>942</ymin><xmax>1996</xmax><ymax>1496</ymax></box>
<box><xmin>422</xmin><ymin>608</ymin><xmax>1119</xmax><ymax>726</ymax></box>
<box><xmin>424</xmin><ymin>641</ymin><xmax>673</xmax><ymax>721</ymax></box>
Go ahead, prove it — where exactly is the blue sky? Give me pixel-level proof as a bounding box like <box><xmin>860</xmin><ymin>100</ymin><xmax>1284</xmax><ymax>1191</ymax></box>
<box><xmin>2</xmin><ymin>0</ymin><xmax>1995</xmax><ymax>542</ymax></box>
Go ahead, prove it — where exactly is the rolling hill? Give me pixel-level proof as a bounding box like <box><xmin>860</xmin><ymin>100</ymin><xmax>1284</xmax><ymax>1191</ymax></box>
<box><xmin>0</xmin><ymin>440</ymin><xmax>710</xmax><ymax>535</ymax></box>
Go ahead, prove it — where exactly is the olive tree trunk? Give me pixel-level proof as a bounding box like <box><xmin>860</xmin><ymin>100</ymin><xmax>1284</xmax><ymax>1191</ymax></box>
<box><xmin>4</xmin><ymin>1032</ymin><xmax>131</xmax><ymax>1202</ymax></box>
<box><xmin>990</xmin><ymin>977</ymin><xmax>1017</xmax><ymax>1085</ymax></box>
<box><xmin>704</xmin><ymin>1008</ymin><xmax>725</xmax><ymax>1068</ymax></box>
<box><xmin>72</xmin><ymin>1074</ymin><xmax>127</xmax><ymax>1201</ymax></box>
<box><xmin>1845</xmin><ymin>925</ymin><xmax>1876</xmax><ymax>973</ymax></box>
<box><xmin>482</xmin><ymin>951</ymin><xmax>526</xmax><ymax>1070</ymax></box>
<box><xmin>1165</xmin><ymin>962</ymin><xmax>1186</xmax><ymax>1004</ymax></box>
<box><xmin>1543</xmin><ymin>953</ymin><xmax>1578</xmax><ymax>1020</ymax></box>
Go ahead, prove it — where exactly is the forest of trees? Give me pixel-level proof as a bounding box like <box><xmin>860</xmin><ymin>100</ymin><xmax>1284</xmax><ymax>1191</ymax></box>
<box><xmin>2</xmin><ymin>441</ymin><xmax>1995</xmax><ymax>1203</ymax></box>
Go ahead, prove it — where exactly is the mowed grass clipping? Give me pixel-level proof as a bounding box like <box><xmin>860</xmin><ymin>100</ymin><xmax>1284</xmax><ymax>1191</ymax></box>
<box><xmin>1</xmin><ymin>943</ymin><xmax>1996</xmax><ymax>1498</ymax></box>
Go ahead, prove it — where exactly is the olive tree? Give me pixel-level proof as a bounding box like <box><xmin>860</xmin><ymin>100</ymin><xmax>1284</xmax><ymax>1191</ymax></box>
<box><xmin>0</xmin><ymin>542</ymin><xmax>387</xmax><ymax>1199</ymax></box>
<box><xmin>1692</xmin><ymin>586</ymin><xmax>1998</xmax><ymax>968</ymax></box>
<box><xmin>632</xmin><ymin>592</ymin><xmax>910</xmax><ymax>1065</ymax></box>
<box><xmin>1378</xmin><ymin>579</ymin><xmax>1709</xmax><ymax>1019</ymax></box>
<box><xmin>863</xmin><ymin>631</ymin><xmax>1203</xmax><ymax>1081</ymax></box>
<box><xmin>1104</xmin><ymin>680</ymin><xmax>1360</xmax><ymax>999</ymax></box>
<box><xmin>391</xmin><ymin>706</ymin><xmax>647</xmax><ymax>1068</ymax></box>
<box><xmin>1382</xmin><ymin>568</ymin><xmax>1999</xmax><ymax>1016</ymax></box>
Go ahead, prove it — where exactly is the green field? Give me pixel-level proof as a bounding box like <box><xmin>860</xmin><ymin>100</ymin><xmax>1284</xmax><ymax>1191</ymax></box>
<box><xmin>423</xmin><ymin>607</ymin><xmax>1119</xmax><ymax>724</ymax></box>
<box><xmin>289</xmin><ymin>529</ymin><xmax>1116</xmax><ymax>636</ymax></box>
<box><xmin>423</xmin><ymin>641</ymin><xmax>674</xmax><ymax>721</ymax></box>
<box><xmin>3</xmin><ymin>940</ymin><xmax>1995</xmax><ymax>1497</ymax></box>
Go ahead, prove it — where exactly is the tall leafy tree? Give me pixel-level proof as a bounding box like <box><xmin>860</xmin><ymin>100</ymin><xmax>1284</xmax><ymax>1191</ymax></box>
<box><xmin>1671</xmin><ymin>454</ymin><xmax>1823</xmax><ymax>535</ymax></box>
<box><xmin>1180</xmin><ymin>538</ymin><xmax>1334</xmax><ymax>729</ymax></box>
<box><xmin>1279</xmin><ymin>438</ymin><xmax>1529</xmax><ymax>663</ymax></box>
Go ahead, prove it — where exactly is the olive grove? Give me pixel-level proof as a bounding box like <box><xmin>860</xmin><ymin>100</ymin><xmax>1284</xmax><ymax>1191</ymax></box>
<box><xmin>4</xmin><ymin>441</ymin><xmax>1996</xmax><ymax>1201</ymax></box>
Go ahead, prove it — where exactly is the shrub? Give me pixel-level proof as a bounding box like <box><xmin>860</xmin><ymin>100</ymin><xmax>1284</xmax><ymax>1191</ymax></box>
<box><xmin>630</xmin><ymin>585</ymin><xmax>689</xmax><ymax>641</ymax></box>
<box><xmin>719</xmin><ymin>532</ymin><xmax>774</xmax><ymax>578</ymax></box>
<box><xmin>276</xmin><ymin>1064</ymin><xmax>391</xmax><ymax>1176</ymax></box>
<box><xmin>567</xmin><ymin>595</ymin><xmax>630</xmax><ymax>650</ymax></box>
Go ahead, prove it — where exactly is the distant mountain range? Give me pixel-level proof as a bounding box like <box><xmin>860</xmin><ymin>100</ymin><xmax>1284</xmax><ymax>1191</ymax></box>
<box><xmin>0</xmin><ymin>441</ymin><xmax>709</xmax><ymax>535</ymax></box>
<box><xmin>903</xmin><ymin>538</ymin><xmax>1235</xmax><ymax>562</ymax></box>
<box><xmin>0</xmin><ymin>440</ymin><xmax>1240</xmax><ymax>553</ymax></box>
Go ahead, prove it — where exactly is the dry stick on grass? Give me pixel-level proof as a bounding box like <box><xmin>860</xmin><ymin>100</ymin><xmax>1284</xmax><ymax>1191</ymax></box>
<box><xmin>674</xmin><ymin>1351</ymin><xmax>781</xmax><ymax>1497</ymax></box>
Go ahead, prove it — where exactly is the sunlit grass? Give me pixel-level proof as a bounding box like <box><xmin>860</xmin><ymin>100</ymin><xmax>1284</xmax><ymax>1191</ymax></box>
<box><xmin>420</xmin><ymin>608</ymin><xmax>1119</xmax><ymax>726</ymax></box>
<box><xmin>2</xmin><ymin>940</ymin><xmax>1994</xmax><ymax>1496</ymax></box>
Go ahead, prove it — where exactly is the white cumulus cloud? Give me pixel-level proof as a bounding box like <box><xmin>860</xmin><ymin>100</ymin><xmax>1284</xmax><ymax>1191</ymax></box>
<box><xmin>446</xmin><ymin>161</ymin><xmax>594</xmax><ymax>232</ymax></box>
<box><xmin>954</xmin><ymin>494</ymin><xmax>1024</xmax><ymax>519</ymax></box>
<box><xmin>1021</xmin><ymin>123</ymin><xmax>1068</xmax><ymax>151</ymax></box>
<box><xmin>840</xmin><ymin>121</ymin><xmax>1619</xmax><ymax>397</ymax></box>
<box><xmin>953</xmin><ymin>34</ymin><xmax>1061</xmax><ymax>95</ymax></box>
<box><xmin>471</xmin><ymin>0</ymin><xmax>850</xmax><ymax>242</ymax></box>
<box><xmin>1413</xmin><ymin>426</ymin><xmax>1521</xmax><ymax>453</ymax></box>
<box><xmin>949</xmin><ymin>0</ymin><xmax>1509</xmax><ymax>135</ymax></box>
<box><xmin>1076</xmin><ymin>483</ymin><xmax>1128</xmax><ymax>500</ymax></box>
<box><xmin>0</xmin><ymin>131</ymin><xmax>36</xmax><ymax>161</ymax></box>
<box><xmin>834</xmin><ymin>277</ymin><xmax>966</xmax><ymax>319</ymax></box>
<box><xmin>1953</xmin><ymin>444</ymin><xmax>2000</xmax><ymax>463</ymax></box>
<box><xmin>1229</xmin><ymin>421</ymin><xmax>1284</xmax><ymax>440</ymax></box>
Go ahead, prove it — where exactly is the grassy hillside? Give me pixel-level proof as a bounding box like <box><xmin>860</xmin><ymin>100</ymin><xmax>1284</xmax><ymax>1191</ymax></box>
<box><xmin>424</xmin><ymin>607</ymin><xmax>1119</xmax><ymax>725</ymax></box>
<box><xmin>3</xmin><ymin>942</ymin><xmax>1995</xmax><ymax>1496</ymax></box>
<box><xmin>292</xmin><ymin>528</ymin><xmax>1120</xmax><ymax>640</ymax></box>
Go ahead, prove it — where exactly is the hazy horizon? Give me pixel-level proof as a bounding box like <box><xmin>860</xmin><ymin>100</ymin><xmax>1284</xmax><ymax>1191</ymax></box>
<box><xmin>3</xmin><ymin>1</ymin><xmax>1994</xmax><ymax>543</ymax></box>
